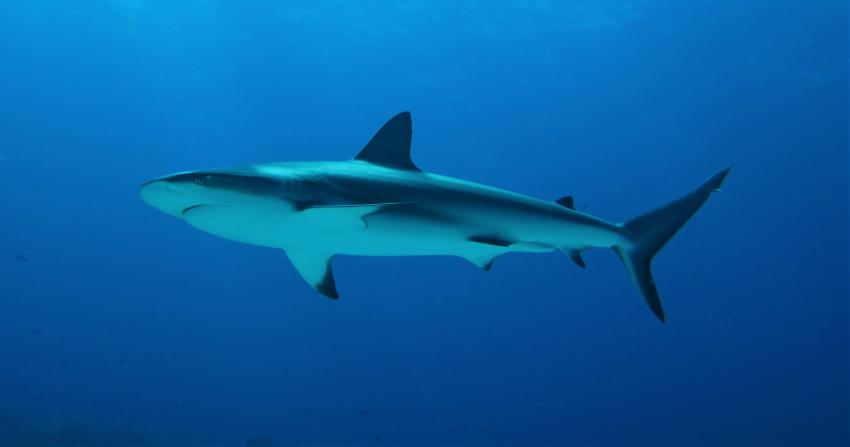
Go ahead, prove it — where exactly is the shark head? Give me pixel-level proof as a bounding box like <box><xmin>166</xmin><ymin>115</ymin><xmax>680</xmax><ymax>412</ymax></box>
<box><xmin>140</xmin><ymin>171</ymin><xmax>207</xmax><ymax>217</ymax></box>
<box><xmin>139</xmin><ymin>168</ymin><xmax>314</xmax><ymax>246</ymax></box>
<box><xmin>141</xmin><ymin>170</ymin><xmax>275</xmax><ymax>215</ymax></box>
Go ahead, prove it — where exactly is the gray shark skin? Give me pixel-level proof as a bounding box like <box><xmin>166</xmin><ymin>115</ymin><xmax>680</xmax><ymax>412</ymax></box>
<box><xmin>140</xmin><ymin>112</ymin><xmax>731</xmax><ymax>322</ymax></box>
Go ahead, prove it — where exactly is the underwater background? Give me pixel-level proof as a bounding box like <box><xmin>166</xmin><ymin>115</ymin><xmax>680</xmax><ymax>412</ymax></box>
<box><xmin>0</xmin><ymin>1</ymin><xmax>847</xmax><ymax>446</ymax></box>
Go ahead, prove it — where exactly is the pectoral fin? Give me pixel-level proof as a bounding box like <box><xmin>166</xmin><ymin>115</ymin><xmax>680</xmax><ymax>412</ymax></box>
<box><xmin>285</xmin><ymin>250</ymin><xmax>338</xmax><ymax>299</ymax></box>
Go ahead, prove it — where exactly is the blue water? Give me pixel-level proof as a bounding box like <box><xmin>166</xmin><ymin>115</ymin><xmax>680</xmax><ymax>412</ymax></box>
<box><xmin>1</xmin><ymin>1</ymin><xmax>847</xmax><ymax>445</ymax></box>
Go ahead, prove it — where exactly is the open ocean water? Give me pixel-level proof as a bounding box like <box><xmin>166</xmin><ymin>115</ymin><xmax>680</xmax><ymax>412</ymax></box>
<box><xmin>0</xmin><ymin>1</ymin><xmax>847</xmax><ymax>446</ymax></box>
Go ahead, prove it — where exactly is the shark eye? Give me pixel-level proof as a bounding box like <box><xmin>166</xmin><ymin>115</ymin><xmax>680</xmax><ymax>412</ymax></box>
<box><xmin>193</xmin><ymin>174</ymin><xmax>209</xmax><ymax>185</ymax></box>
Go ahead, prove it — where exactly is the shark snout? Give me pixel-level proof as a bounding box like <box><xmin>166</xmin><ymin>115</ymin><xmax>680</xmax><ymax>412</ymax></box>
<box><xmin>139</xmin><ymin>174</ymin><xmax>204</xmax><ymax>217</ymax></box>
<box><xmin>140</xmin><ymin>179</ymin><xmax>178</xmax><ymax>217</ymax></box>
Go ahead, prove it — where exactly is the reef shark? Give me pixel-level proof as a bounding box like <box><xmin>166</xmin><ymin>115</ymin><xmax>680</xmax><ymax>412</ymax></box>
<box><xmin>140</xmin><ymin>112</ymin><xmax>730</xmax><ymax>322</ymax></box>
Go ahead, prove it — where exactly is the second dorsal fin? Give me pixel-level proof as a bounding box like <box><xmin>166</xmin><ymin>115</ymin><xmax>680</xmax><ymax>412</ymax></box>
<box><xmin>354</xmin><ymin>112</ymin><xmax>419</xmax><ymax>171</ymax></box>
<box><xmin>556</xmin><ymin>196</ymin><xmax>575</xmax><ymax>210</ymax></box>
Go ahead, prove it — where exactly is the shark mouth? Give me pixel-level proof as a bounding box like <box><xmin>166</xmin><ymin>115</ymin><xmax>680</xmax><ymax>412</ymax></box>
<box><xmin>181</xmin><ymin>204</ymin><xmax>207</xmax><ymax>215</ymax></box>
<box><xmin>181</xmin><ymin>203</ymin><xmax>229</xmax><ymax>216</ymax></box>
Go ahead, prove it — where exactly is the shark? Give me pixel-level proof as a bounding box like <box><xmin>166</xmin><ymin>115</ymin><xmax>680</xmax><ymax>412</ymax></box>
<box><xmin>140</xmin><ymin>112</ymin><xmax>730</xmax><ymax>322</ymax></box>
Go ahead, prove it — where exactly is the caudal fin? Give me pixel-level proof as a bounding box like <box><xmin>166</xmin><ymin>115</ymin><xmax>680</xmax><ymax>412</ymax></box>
<box><xmin>615</xmin><ymin>167</ymin><xmax>732</xmax><ymax>323</ymax></box>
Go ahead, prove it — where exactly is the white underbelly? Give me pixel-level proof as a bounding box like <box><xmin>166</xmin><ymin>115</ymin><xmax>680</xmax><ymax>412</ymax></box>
<box><xmin>180</xmin><ymin>202</ymin><xmax>600</xmax><ymax>257</ymax></box>
<box><xmin>289</xmin><ymin>221</ymin><xmax>476</xmax><ymax>256</ymax></box>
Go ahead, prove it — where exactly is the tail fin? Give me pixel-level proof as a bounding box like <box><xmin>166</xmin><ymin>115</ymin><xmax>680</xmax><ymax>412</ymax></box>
<box><xmin>615</xmin><ymin>167</ymin><xmax>732</xmax><ymax>323</ymax></box>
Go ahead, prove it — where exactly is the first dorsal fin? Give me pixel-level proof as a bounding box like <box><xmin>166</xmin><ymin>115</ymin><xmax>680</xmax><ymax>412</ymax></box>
<box><xmin>354</xmin><ymin>112</ymin><xmax>419</xmax><ymax>171</ymax></box>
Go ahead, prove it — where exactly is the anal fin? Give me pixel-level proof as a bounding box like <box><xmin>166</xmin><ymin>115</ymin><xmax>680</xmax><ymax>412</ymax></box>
<box><xmin>285</xmin><ymin>250</ymin><xmax>338</xmax><ymax>299</ymax></box>
<box><xmin>568</xmin><ymin>250</ymin><xmax>586</xmax><ymax>268</ymax></box>
<box><xmin>558</xmin><ymin>247</ymin><xmax>587</xmax><ymax>268</ymax></box>
<box><xmin>463</xmin><ymin>253</ymin><xmax>502</xmax><ymax>271</ymax></box>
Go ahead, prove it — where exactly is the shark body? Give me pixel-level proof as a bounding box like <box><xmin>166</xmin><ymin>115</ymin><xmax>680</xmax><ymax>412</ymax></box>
<box><xmin>140</xmin><ymin>112</ymin><xmax>730</xmax><ymax>322</ymax></box>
